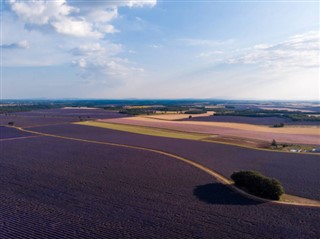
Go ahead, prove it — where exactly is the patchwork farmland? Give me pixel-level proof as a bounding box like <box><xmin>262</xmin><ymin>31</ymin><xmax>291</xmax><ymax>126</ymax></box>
<box><xmin>1</xmin><ymin>108</ymin><xmax>320</xmax><ymax>238</ymax></box>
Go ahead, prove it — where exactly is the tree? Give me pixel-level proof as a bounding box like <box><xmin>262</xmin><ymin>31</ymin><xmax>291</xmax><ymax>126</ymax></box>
<box><xmin>231</xmin><ymin>170</ymin><xmax>284</xmax><ymax>200</ymax></box>
<box><xmin>271</xmin><ymin>139</ymin><xmax>277</xmax><ymax>147</ymax></box>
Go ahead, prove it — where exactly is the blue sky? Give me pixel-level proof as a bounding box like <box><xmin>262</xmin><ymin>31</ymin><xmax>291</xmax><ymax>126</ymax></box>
<box><xmin>1</xmin><ymin>0</ymin><xmax>319</xmax><ymax>100</ymax></box>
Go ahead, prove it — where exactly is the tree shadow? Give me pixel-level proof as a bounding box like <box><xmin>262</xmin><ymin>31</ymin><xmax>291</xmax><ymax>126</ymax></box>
<box><xmin>193</xmin><ymin>183</ymin><xmax>264</xmax><ymax>205</ymax></box>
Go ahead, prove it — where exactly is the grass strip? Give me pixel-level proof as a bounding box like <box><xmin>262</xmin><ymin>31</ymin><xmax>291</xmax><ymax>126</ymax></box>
<box><xmin>75</xmin><ymin>121</ymin><xmax>209</xmax><ymax>141</ymax></box>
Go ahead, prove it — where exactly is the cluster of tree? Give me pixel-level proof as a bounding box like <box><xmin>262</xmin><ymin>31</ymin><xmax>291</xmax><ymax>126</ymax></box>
<box><xmin>119</xmin><ymin>109</ymin><xmax>156</xmax><ymax>115</ymax></box>
<box><xmin>271</xmin><ymin>139</ymin><xmax>277</xmax><ymax>147</ymax></box>
<box><xmin>214</xmin><ymin>109</ymin><xmax>320</xmax><ymax>122</ymax></box>
<box><xmin>184</xmin><ymin>110</ymin><xmax>207</xmax><ymax>114</ymax></box>
<box><xmin>286</xmin><ymin>114</ymin><xmax>320</xmax><ymax>122</ymax></box>
<box><xmin>214</xmin><ymin>109</ymin><xmax>290</xmax><ymax>117</ymax></box>
<box><xmin>231</xmin><ymin>170</ymin><xmax>284</xmax><ymax>200</ymax></box>
<box><xmin>273</xmin><ymin>123</ymin><xmax>284</xmax><ymax>127</ymax></box>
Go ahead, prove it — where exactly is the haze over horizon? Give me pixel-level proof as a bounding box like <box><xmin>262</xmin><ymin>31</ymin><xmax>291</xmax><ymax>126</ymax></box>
<box><xmin>1</xmin><ymin>0</ymin><xmax>319</xmax><ymax>100</ymax></box>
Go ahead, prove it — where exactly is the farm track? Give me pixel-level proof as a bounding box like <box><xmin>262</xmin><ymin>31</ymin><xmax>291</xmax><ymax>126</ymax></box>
<box><xmin>11</xmin><ymin>125</ymin><xmax>320</xmax><ymax>207</ymax></box>
<box><xmin>0</xmin><ymin>136</ymin><xmax>269</xmax><ymax>239</ymax></box>
<box><xmin>28</xmin><ymin>123</ymin><xmax>320</xmax><ymax>200</ymax></box>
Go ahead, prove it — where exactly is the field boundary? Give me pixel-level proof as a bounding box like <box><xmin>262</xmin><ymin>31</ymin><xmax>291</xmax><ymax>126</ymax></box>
<box><xmin>10</xmin><ymin>125</ymin><xmax>320</xmax><ymax>208</ymax></box>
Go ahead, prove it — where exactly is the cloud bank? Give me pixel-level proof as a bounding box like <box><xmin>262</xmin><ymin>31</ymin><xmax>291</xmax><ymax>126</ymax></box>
<box><xmin>4</xmin><ymin>0</ymin><xmax>157</xmax><ymax>85</ymax></box>
<box><xmin>228</xmin><ymin>31</ymin><xmax>319</xmax><ymax>69</ymax></box>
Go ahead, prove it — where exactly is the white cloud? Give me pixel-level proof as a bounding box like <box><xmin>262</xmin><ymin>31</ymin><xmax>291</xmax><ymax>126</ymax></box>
<box><xmin>73</xmin><ymin>56</ymin><xmax>145</xmax><ymax>86</ymax></box>
<box><xmin>228</xmin><ymin>31</ymin><xmax>320</xmax><ymax>69</ymax></box>
<box><xmin>85</xmin><ymin>8</ymin><xmax>119</xmax><ymax>34</ymax></box>
<box><xmin>51</xmin><ymin>17</ymin><xmax>102</xmax><ymax>38</ymax></box>
<box><xmin>178</xmin><ymin>38</ymin><xmax>235</xmax><ymax>47</ymax></box>
<box><xmin>7</xmin><ymin>0</ymin><xmax>76</xmax><ymax>25</ymax></box>
<box><xmin>69</xmin><ymin>0</ymin><xmax>157</xmax><ymax>9</ymax></box>
<box><xmin>7</xmin><ymin>0</ymin><xmax>120</xmax><ymax>38</ymax></box>
<box><xmin>71</xmin><ymin>43</ymin><xmax>122</xmax><ymax>56</ymax></box>
<box><xmin>72</xmin><ymin>58</ymin><xmax>87</xmax><ymax>68</ymax></box>
<box><xmin>7</xmin><ymin>0</ymin><xmax>104</xmax><ymax>38</ymax></box>
<box><xmin>70</xmin><ymin>42</ymin><xmax>142</xmax><ymax>85</ymax></box>
<box><xmin>86</xmin><ymin>8</ymin><xmax>118</xmax><ymax>23</ymax></box>
<box><xmin>148</xmin><ymin>44</ymin><xmax>162</xmax><ymax>49</ymax></box>
<box><xmin>197</xmin><ymin>50</ymin><xmax>224</xmax><ymax>58</ymax></box>
<box><xmin>126</xmin><ymin>0</ymin><xmax>157</xmax><ymax>8</ymax></box>
<box><xmin>4</xmin><ymin>0</ymin><xmax>157</xmax><ymax>82</ymax></box>
<box><xmin>71</xmin><ymin>43</ymin><xmax>105</xmax><ymax>55</ymax></box>
<box><xmin>7</xmin><ymin>0</ymin><xmax>158</xmax><ymax>38</ymax></box>
<box><xmin>1</xmin><ymin>40</ymin><xmax>29</xmax><ymax>49</ymax></box>
<box><xmin>98</xmin><ymin>24</ymin><xmax>119</xmax><ymax>34</ymax></box>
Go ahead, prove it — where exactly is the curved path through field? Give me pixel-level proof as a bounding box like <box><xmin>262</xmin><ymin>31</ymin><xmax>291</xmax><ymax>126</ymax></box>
<box><xmin>27</xmin><ymin>123</ymin><xmax>320</xmax><ymax>201</ymax></box>
<box><xmin>2</xmin><ymin>126</ymin><xmax>320</xmax><ymax>238</ymax></box>
<box><xmin>11</xmin><ymin>125</ymin><xmax>320</xmax><ymax>207</ymax></box>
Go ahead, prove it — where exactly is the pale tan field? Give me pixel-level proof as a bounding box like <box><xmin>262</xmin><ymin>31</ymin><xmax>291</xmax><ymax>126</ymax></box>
<box><xmin>98</xmin><ymin>116</ymin><xmax>320</xmax><ymax>145</ymax></box>
<box><xmin>120</xmin><ymin>116</ymin><xmax>319</xmax><ymax>135</ymax></box>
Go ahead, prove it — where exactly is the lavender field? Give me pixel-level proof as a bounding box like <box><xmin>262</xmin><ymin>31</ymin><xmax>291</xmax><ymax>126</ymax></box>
<box><xmin>1</xmin><ymin>133</ymin><xmax>319</xmax><ymax>239</ymax></box>
<box><xmin>1</xmin><ymin>108</ymin><xmax>319</xmax><ymax>238</ymax></box>
<box><xmin>2</xmin><ymin>0</ymin><xmax>319</xmax><ymax>237</ymax></box>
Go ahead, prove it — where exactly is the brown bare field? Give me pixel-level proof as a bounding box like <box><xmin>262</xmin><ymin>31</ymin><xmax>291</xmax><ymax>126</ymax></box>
<box><xmin>98</xmin><ymin>117</ymin><xmax>320</xmax><ymax>145</ymax></box>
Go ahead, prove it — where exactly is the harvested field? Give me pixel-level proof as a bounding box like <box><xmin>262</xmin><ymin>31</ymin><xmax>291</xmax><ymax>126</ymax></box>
<box><xmin>1</xmin><ymin>132</ymin><xmax>320</xmax><ymax>238</ymax></box>
<box><xmin>97</xmin><ymin>117</ymin><xmax>320</xmax><ymax>145</ymax></box>
<box><xmin>29</xmin><ymin>124</ymin><xmax>320</xmax><ymax>200</ymax></box>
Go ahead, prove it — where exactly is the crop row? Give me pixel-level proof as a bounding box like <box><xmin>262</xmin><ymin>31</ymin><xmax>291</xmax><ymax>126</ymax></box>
<box><xmin>29</xmin><ymin>123</ymin><xmax>320</xmax><ymax>200</ymax></box>
<box><xmin>2</xmin><ymin>136</ymin><xmax>320</xmax><ymax>238</ymax></box>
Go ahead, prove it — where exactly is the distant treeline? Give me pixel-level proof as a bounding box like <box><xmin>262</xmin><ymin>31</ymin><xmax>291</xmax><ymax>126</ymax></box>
<box><xmin>214</xmin><ymin>109</ymin><xmax>320</xmax><ymax>122</ymax></box>
<box><xmin>1</xmin><ymin>100</ymin><xmax>319</xmax><ymax>123</ymax></box>
<box><xmin>117</xmin><ymin>106</ymin><xmax>208</xmax><ymax>115</ymax></box>
<box><xmin>119</xmin><ymin>109</ymin><xmax>156</xmax><ymax>115</ymax></box>
<box><xmin>0</xmin><ymin>104</ymin><xmax>58</xmax><ymax>114</ymax></box>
